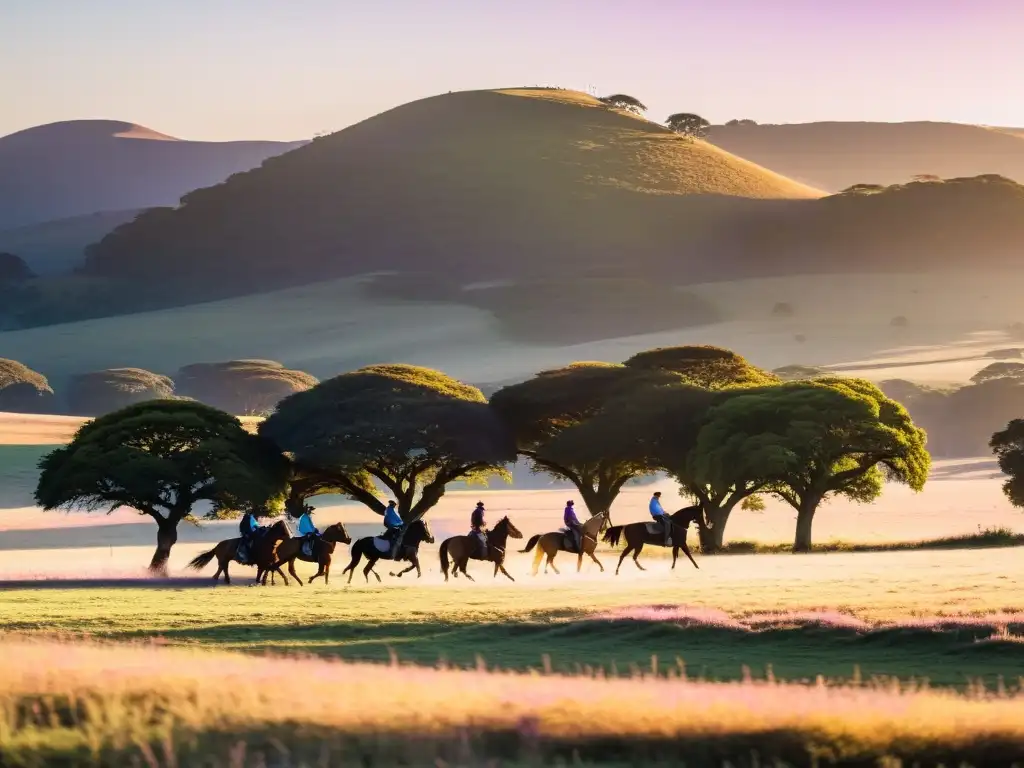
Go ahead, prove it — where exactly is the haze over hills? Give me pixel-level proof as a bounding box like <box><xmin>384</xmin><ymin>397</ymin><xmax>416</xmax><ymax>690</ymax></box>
<box><xmin>0</xmin><ymin>209</ymin><xmax>144</xmax><ymax>275</ymax></box>
<box><xmin>706</xmin><ymin>121</ymin><xmax>1024</xmax><ymax>191</ymax></box>
<box><xmin>0</xmin><ymin>120</ymin><xmax>306</xmax><ymax>230</ymax></box>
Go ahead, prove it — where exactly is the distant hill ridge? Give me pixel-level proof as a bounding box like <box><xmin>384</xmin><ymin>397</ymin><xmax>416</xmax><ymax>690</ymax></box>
<box><xmin>0</xmin><ymin>120</ymin><xmax>307</xmax><ymax>230</ymax></box>
<box><xmin>707</xmin><ymin>120</ymin><xmax>1024</xmax><ymax>191</ymax></box>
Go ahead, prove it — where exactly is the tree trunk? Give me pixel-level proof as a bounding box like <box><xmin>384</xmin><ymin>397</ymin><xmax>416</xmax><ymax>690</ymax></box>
<box><xmin>149</xmin><ymin>519</ymin><xmax>179</xmax><ymax>575</ymax></box>
<box><xmin>696</xmin><ymin>502</ymin><xmax>736</xmax><ymax>553</ymax></box>
<box><xmin>793</xmin><ymin>495</ymin><xmax>822</xmax><ymax>553</ymax></box>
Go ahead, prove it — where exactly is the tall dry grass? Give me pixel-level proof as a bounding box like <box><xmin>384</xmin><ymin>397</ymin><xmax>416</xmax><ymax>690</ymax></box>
<box><xmin>2</xmin><ymin>637</ymin><xmax>1024</xmax><ymax>766</ymax></box>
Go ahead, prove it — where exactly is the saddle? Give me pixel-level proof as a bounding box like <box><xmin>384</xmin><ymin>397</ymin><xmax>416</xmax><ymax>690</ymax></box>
<box><xmin>470</xmin><ymin>531</ymin><xmax>488</xmax><ymax>559</ymax></box>
<box><xmin>560</xmin><ymin>527</ymin><xmax>580</xmax><ymax>553</ymax></box>
<box><xmin>301</xmin><ymin>535</ymin><xmax>319</xmax><ymax>558</ymax></box>
<box><xmin>645</xmin><ymin>520</ymin><xmax>673</xmax><ymax>545</ymax></box>
<box><xmin>372</xmin><ymin>537</ymin><xmax>396</xmax><ymax>557</ymax></box>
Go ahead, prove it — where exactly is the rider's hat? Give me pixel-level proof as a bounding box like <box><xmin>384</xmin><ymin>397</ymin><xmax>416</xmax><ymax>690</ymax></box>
<box><xmin>566</xmin><ymin>500</ymin><xmax>574</xmax><ymax>505</ymax></box>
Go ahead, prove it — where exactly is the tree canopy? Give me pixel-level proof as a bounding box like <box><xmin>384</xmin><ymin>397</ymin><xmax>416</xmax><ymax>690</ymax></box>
<box><xmin>971</xmin><ymin>362</ymin><xmax>1024</xmax><ymax>385</ymax></box>
<box><xmin>0</xmin><ymin>358</ymin><xmax>54</xmax><ymax>413</ymax></box>
<box><xmin>0</xmin><ymin>252</ymin><xmax>34</xmax><ymax>283</ymax></box>
<box><xmin>68</xmin><ymin>368</ymin><xmax>176</xmax><ymax>416</ymax></box>
<box><xmin>991</xmin><ymin>419</ymin><xmax>1024</xmax><ymax>507</ymax></box>
<box><xmin>260</xmin><ymin>364</ymin><xmax>515</xmax><ymax>522</ymax></box>
<box><xmin>691</xmin><ymin>378</ymin><xmax>929</xmax><ymax>551</ymax></box>
<box><xmin>624</xmin><ymin>345</ymin><xmax>777</xmax><ymax>389</ymax></box>
<box><xmin>665</xmin><ymin>113</ymin><xmax>711</xmax><ymax>139</ymax></box>
<box><xmin>35</xmin><ymin>400</ymin><xmax>288</xmax><ymax>573</ymax></box>
<box><xmin>598</xmin><ymin>94</ymin><xmax>648</xmax><ymax>115</ymax></box>
<box><xmin>175</xmin><ymin>360</ymin><xmax>318</xmax><ymax>416</ymax></box>
<box><xmin>490</xmin><ymin>362</ymin><xmax>680</xmax><ymax>516</ymax></box>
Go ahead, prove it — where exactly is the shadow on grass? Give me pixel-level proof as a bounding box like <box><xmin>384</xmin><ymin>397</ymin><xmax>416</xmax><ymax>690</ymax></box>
<box><xmin>87</xmin><ymin>616</ymin><xmax>1024</xmax><ymax>690</ymax></box>
<box><xmin>715</xmin><ymin>527</ymin><xmax>1024</xmax><ymax>555</ymax></box>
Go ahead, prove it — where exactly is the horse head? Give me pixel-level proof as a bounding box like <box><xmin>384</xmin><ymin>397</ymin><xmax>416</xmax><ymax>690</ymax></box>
<box><xmin>415</xmin><ymin>519</ymin><xmax>435</xmax><ymax>544</ymax></box>
<box><xmin>323</xmin><ymin>521</ymin><xmax>351</xmax><ymax>544</ymax></box>
<box><xmin>587</xmin><ymin>509</ymin><xmax>612</xmax><ymax>533</ymax></box>
<box><xmin>267</xmin><ymin>519</ymin><xmax>291</xmax><ymax>540</ymax></box>
<box><xmin>671</xmin><ymin>505</ymin><xmax>704</xmax><ymax>528</ymax></box>
<box><xmin>496</xmin><ymin>516</ymin><xmax>523</xmax><ymax>539</ymax></box>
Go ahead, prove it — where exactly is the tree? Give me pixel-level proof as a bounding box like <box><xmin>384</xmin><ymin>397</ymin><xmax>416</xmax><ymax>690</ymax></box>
<box><xmin>991</xmin><ymin>419</ymin><xmax>1024</xmax><ymax>507</ymax></box>
<box><xmin>598</xmin><ymin>94</ymin><xmax>648</xmax><ymax>115</ymax></box>
<box><xmin>175</xmin><ymin>360</ymin><xmax>318</xmax><ymax>416</ymax></box>
<box><xmin>35</xmin><ymin>401</ymin><xmax>288</xmax><ymax>574</ymax></box>
<box><xmin>725</xmin><ymin>119</ymin><xmax>758</xmax><ymax>127</ymax></box>
<box><xmin>624</xmin><ymin>345</ymin><xmax>777</xmax><ymax>389</ymax></box>
<box><xmin>691</xmin><ymin>379</ymin><xmax>929</xmax><ymax>552</ymax></box>
<box><xmin>68</xmin><ymin>368</ymin><xmax>176</xmax><ymax>416</ymax></box>
<box><xmin>260</xmin><ymin>364</ymin><xmax>515</xmax><ymax>523</ymax></box>
<box><xmin>773</xmin><ymin>365</ymin><xmax>828</xmax><ymax>381</ymax></box>
<box><xmin>665</xmin><ymin>113</ymin><xmax>710</xmax><ymax>139</ymax></box>
<box><xmin>0</xmin><ymin>358</ymin><xmax>55</xmax><ymax>413</ymax></box>
<box><xmin>971</xmin><ymin>362</ymin><xmax>1024</xmax><ymax>385</ymax></box>
<box><xmin>0</xmin><ymin>253</ymin><xmax>34</xmax><ymax>283</ymax></box>
<box><xmin>490</xmin><ymin>362</ymin><xmax>680</xmax><ymax>517</ymax></box>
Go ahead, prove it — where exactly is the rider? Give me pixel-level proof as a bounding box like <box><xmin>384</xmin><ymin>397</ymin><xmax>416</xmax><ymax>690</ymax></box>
<box><xmin>239</xmin><ymin>509</ymin><xmax>260</xmax><ymax>560</ymax></box>
<box><xmin>649</xmin><ymin>491</ymin><xmax>672</xmax><ymax>546</ymax></box>
<box><xmin>383</xmin><ymin>500</ymin><xmax>404</xmax><ymax>557</ymax></box>
<box><xmin>470</xmin><ymin>501</ymin><xmax>487</xmax><ymax>558</ymax></box>
<box><xmin>563</xmin><ymin>499</ymin><xmax>583</xmax><ymax>552</ymax></box>
<box><xmin>297</xmin><ymin>504</ymin><xmax>320</xmax><ymax>552</ymax></box>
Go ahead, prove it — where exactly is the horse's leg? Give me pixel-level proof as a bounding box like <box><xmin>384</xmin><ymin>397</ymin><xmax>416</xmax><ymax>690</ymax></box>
<box><xmin>288</xmin><ymin>557</ymin><xmax>304</xmax><ymax>586</ymax></box>
<box><xmin>414</xmin><ymin>555</ymin><xmax>422</xmax><ymax>578</ymax></box>
<box><xmin>392</xmin><ymin>562</ymin><xmax>414</xmax><ymax>578</ymax></box>
<box><xmin>460</xmin><ymin>558</ymin><xmax>475</xmax><ymax>581</ymax></box>
<box><xmin>671</xmin><ymin>546</ymin><xmax>679</xmax><ymax>570</ymax></box>
<box><xmin>632</xmin><ymin>542</ymin><xmax>646</xmax><ymax>571</ymax></box>
<box><xmin>222</xmin><ymin>559</ymin><xmax>231</xmax><ymax>586</ymax></box>
<box><xmin>616</xmin><ymin>543</ymin><xmax>633</xmax><ymax>575</ymax></box>
<box><xmin>493</xmin><ymin>561</ymin><xmax>500</xmax><ymax>578</ymax></box>
<box><xmin>343</xmin><ymin>546</ymin><xmax>362</xmax><ymax>584</ymax></box>
<box><xmin>498</xmin><ymin>561</ymin><xmax>515</xmax><ymax>582</ymax></box>
<box><xmin>577</xmin><ymin>551</ymin><xmax>584</xmax><ymax>573</ymax></box>
<box><xmin>680</xmin><ymin>540</ymin><xmax>699</xmax><ymax>570</ymax></box>
<box><xmin>588</xmin><ymin>549</ymin><xmax>605</xmax><ymax>573</ymax></box>
<box><xmin>363</xmin><ymin>556</ymin><xmax>379</xmax><ymax>583</ymax></box>
<box><xmin>548</xmin><ymin>552</ymin><xmax>560</xmax><ymax>575</ymax></box>
<box><xmin>532</xmin><ymin>545</ymin><xmax>543</xmax><ymax>576</ymax></box>
<box><xmin>323</xmin><ymin>556</ymin><xmax>331</xmax><ymax>585</ymax></box>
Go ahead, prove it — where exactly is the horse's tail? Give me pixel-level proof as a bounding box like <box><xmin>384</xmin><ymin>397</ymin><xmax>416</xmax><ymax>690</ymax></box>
<box><xmin>603</xmin><ymin>526</ymin><xmax>623</xmax><ymax>548</ymax></box>
<box><xmin>520</xmin><ymin>534</ymin><xmax>541</xmax><ymax>553</ymax></box>
<box><xmin>187</xmin><ymin>546</ymin><xmax>218</xmax><ymax>571</ymax></box>
<box><xmin>439</xmin><ymin>539</ymin><xmax>451</xmax><ymax>576</ymax></box>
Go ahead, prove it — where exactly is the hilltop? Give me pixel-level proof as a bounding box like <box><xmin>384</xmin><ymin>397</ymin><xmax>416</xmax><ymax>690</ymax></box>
<box><xmin>0</xmin><ymin>120</ymin><xmax>305</xmax><ymax>230</ymax></box>
<box><xmin>81</xmin><ymin>89</ymin><xmax>820</xmax><ymax>292</ymax></box>
<box><xmin>707</xmin><ymin>121</ymin><xmax>1024</xmax><ymax>191</ymax></box>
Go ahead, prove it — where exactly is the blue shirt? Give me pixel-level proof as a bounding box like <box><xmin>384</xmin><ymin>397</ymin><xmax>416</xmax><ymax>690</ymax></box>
<box><xmin>649</xmin><ymin>497</ymin><xmax>666</xmax><ymax>517</ymax></box>
<box><xmin>297</xmin><ymin>513</ymin><xmax>318</xmax><ymax>536</ymax></box>
<box><xmin>246</xmin><ymin>515</ymin><xmax>258</xmax><ymax>532</ymax></box>
<box><xmin>383</xmin><ymin>506</ymin><xmax>403</xmax><ymax>528</ymax></box>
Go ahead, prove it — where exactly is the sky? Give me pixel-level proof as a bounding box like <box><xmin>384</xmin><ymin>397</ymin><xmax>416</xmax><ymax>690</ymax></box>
<box><xmin>3</xmin><ymin>0</ymin><xmax>1023</xmax><ymax>142</ymax></box>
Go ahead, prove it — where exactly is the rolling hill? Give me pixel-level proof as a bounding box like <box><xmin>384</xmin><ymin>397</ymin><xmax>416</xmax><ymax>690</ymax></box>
<box><xmin>706</xmin><ymin>121</ymin><xmax>1024</xmax><ymax>191</ymax></box>
<box><xmin>81</xmin><ymin>89</ymin><xmax>821</xmax><ymax>292</ymax></box>
<box><xmin>0</xmin><ymin>120</ymin><xmax>306</xmax><ymax>230</ymax></box>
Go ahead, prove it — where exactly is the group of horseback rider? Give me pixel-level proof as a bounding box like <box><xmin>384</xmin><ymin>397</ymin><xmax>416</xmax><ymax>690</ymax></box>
<box><xmin>236</xmin><ymin>489</ymin><xmax>678</xmax><ymax>565</ymax></box>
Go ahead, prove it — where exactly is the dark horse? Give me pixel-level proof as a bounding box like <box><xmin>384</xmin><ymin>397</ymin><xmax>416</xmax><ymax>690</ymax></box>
<box><xmin>440</xmin><ymin>516</ymin><xmax>523</xmax><ymax>582</ymax></box>
<box><xmin>186</xmin><ymin>520</ymin><xmax>291</xmax><ymax>585</ymax></box>
<box><xmin>264</xmin><ymin>522</ymin><xmax>352</xmax><ymax>586</ymax></box>
<box><xmin>601</xmin><ymin>506</ymin><xmax>702</xmax><ymax>575</ymax></box>
<box><xmin>341</xmin><ymin>519</ymin><xmax>434</xmax><ymax>584</ymax></box>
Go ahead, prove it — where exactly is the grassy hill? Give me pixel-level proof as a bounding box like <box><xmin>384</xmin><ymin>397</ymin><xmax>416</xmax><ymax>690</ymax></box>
<box><xmin>81</xmin><ymin>89</ymin><xmax>821</xmax><ymax>293</ymax></box>
<box><xmin>0</xmin><ymin>120</ymin><xmax>305</xmax><ymax>230</ymax></box>
<box><xmin>0</xmin><ymin>209</ymin><xmax>144</xmax><ymax>275</ymax></box>
<box><xmin>706</xmin><ymin>121</ymin><xmax>1024</xmax><ymax>191</ymax></box>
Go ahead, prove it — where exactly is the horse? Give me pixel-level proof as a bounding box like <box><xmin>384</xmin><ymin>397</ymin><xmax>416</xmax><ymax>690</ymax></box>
<box><xmin>341</xmin><ymin>519</ymin><xmax>434</xmax><ymax>584</ymax></box>
<box><xmin>601</xmin><ymin>506</ymin><xmax>702</xmax><ymax>575</ymax></box>
<box><xmin>519</xmin><ymin>510</ymin><xmax>611</xmax><ymax>575</ymax></box>
<box><xmin>440</xmin><ymin>516</ymin><xmax>523</xmax><ymax>582</ymax></box>
<box><xmin>186</xmin><ymin>519</ymin><xmax>291</xmax><ymax>585</ymax></box>
<box><xmin>264</xmin><ymin>522</ymin><xmax>352</xmax><ymax>586</ymax></box>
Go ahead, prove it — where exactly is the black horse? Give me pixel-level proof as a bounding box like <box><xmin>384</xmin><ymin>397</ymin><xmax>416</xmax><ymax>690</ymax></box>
<box><xmin>341</xmin><ymin>519</ymin><xmax>434</xmax><ymax>583</ymax></box>
<box><xmin>602</xmin><ymin>505</ymin><xmax>703</xmax><ymax>574</ymax></box>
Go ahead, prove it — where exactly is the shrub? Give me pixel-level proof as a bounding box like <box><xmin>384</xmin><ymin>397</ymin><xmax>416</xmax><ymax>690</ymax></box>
<box><xmin>0</xmin><ymin>359</ymin><xmax>55</xmax><ymax>413</ymax></box>
<box><xmin>175</xmin><ymin>360</ymin><xmax>318</xmax><ymax>416</ymax></box>
<box><xmin>67</xmin><ymin>368</ymin><xmax>176</xmax><ymax>416</ymax></box>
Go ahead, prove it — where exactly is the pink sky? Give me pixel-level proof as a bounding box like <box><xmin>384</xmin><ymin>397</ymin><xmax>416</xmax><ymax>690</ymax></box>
<box><xmin>4</xmin><ymin>0</ymin><xmax>1023</xmax><ymax>141</ymax></box>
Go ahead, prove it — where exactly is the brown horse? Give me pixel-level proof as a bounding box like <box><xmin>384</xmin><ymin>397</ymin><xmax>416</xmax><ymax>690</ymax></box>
<box><xmin>440</xmin><ymin>516</ymin><xmax>523</xmax><ymax>582</ymax></box>
<box><xmin>341</xmin><ymin>519</ymin><xmax>434</xmax><ymax>584</ymax></box>
<box><xmin>186</xmin><ymin>520</ymin><xmax>291</xmax><ymax>585</ymax></box>
<box><xmin>519</xmin><ymin>510</ymin><xmax>611</xmax><ymax>575</ymax></box>
<box><xmin>601</xmin><ymin>506</ymin><xmax>702</xmax><ymax>575</ymax></box>
<box><xmin>265</xmin><ymin>522</ymin><xmax>351</xmax><ymax>586</ymax></box>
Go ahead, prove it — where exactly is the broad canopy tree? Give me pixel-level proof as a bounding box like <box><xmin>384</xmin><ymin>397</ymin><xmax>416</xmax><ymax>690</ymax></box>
<box><xmin>991</xmin><ymin>419</ymin><xmax>1024</xmax><ymax>507</ymax></box>
<box><xmin>598</xmin><ymin>94</ymin><xmax>648</xmax><ymax>115</ymax></box>
<box><xmin>665</xmin><ymin>112</ymin><xmax>711</xmax><ymax>139</ymax></box>
<box><xmin>35</xmin><ymin>400</ymin><xmax>289</xmax><ymax>574</ymax></box>
<box><xmin>691</xmin><ymin>378</ymin><xmax>930</xmax><ymax>552</ymax></box>
<box><xmin>490</xmin><ymin>362</ymin><xmax>680</xmax><ymax>519</ymax></box>
<box><xmin>260</xmin><ymin>365</ymin><xmax>515</xmax><ymax>525</ymax></box>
